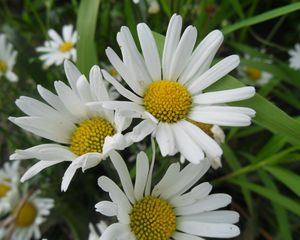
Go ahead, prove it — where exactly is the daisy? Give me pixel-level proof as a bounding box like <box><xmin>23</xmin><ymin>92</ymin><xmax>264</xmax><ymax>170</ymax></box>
<box><xmin>240</xmin><ymin>54</ymin><xmax>272</xmax><ymax>86</ymax></box>
<box><xmin>89</xmin><ymin>221</ymin><xmax>107</xmax><ymax>240</ymax></box>
<box><xmin>101</xmin><ymin>14</ymin><xmax>256</xmax><ymax>165</ymax></box>
<box><xmin>288</xmin><ymin>43</ymin><xmax>300</xmax><ymax>70</ymax></box>
<box><xmin>9</xmin><ymin>60</ymin><xmax>132</xmax><ymax>191</ymax></box>
<box><xmin>96</xmin><ymin>151</ymin><xmax>240</xmax><ymax>239</ymax></box>
<box><xmin>10</xmin><ymin>192</ymin><xmax>54</xmax><ymax>240</ymax></box>
<box><xmin>36</xmin><ymin>25</ymin><xmax>77</xmax><ymax>68</ymax></box>
<box><xmin>0</xmin><ymin>161</ymin><xmax>20</xmax><ymax>215</ymax></box>
<box><xmin>0</xmin><ymin>34</ymin><xmax>18</xmax><ymax>82</ymax></box>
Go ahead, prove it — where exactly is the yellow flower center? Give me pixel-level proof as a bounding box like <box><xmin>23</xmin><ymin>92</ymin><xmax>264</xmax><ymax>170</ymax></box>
<box><xmin>58</xmin><ymin>41</ymin><xmax>73</xmax><ymax>53</ymax></box>
<box><xmin>143</xmin><ymin>80</ymin><xmax>192</xmax><ymax>123</ymax></box>
<box><xmin>0</xmin><ymin>183</ymin><xmax>11</xmax><ymax>197</ymax></box>
<box><xmin>15</xmin><ymin>201</ymin><xmax>37</xmax><ymax>227</ymax></box>
<box><xmin>246</xmin><ymin>67</ymin><xmax>261</xmax><ymax>80</ymax></box>
<box><xmin>0</xmin><ymin>60</ymin><xmax>7</xmax><ymax>73</ymax></box>
<box><xmin>70</xmin><ymin>117</ymin><xmax>116</xmax><ymax>156</ymax></box>
<box><xmin>110</xmin><ymin>68</ymin><xmax>119</xmax><ymax>77</ymax></box>
<box><xmin>187</xmin><ymin>119</ymin><xmax>214</xmax><ymax>138</ymax></box>
<box><xmin>130</xmin><ymin>196</ymin><xmax>176</xmax><ymax>240</ymax></box>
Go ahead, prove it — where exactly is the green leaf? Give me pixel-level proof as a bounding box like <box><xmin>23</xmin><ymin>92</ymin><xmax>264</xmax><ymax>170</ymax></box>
<box><xmin>222</xmin><ymin>2</ymin><xmax>300</xmax><ymax>34</ymax></box>
<box><xmin>207</xmin><ymin>75</ymin><xmax>300</xmax><ymax>146</ymax></box>
<box><xmin>265</xmin><ymin>166</ymin><xmax>300</xmax><ymax>197</ymax></box>
<box><xmin>76</xmin><ymin>0</ymin><xmax>100</xmax><ymax>75</ymax></box>
<box><xmin>230</xmin><ymin>179</ymin><xmax>300</xmax><ymax>216</ymax></box>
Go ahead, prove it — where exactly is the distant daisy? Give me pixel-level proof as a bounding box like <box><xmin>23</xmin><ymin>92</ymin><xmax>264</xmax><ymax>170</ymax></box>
<box><xmin>88</xmin><ymin>221</ymin><xmax>107</xmax><ymax>240</ymax></box>
<box><xmin>36</xmin><ymin>25</ymin><xmax>77</xmax><ymax>68</ymax></box>
<box><xmin>288</xmin><ymin>43</ymin><xmax>300</xmax><ymax>70</ymax></box>
<box><xmin>96</xmin><ymin>151</ymin><xmax>240</xmax><ymax>239</ymax></box>
<box><xmin>0</xmin><ymin>161</ymin><xmax>20</xmax><ymax>215</ymax></box>
<box><xmin>0</xmin><ymin>34</ymin><xmax>18</xmax><ymax>82</ymax></box>
<box><xmin>240</xmin><ymin>54</ymin><xmax>272</xmax><ymax>86</ymax></box>
<box><xmin>9</xmin><ymin>60</ymin><xmax>132</xmax><ymax>191</ymax></box>
<box><xmin>11</xmin><ymin>192</ymin><xmax>54</xmax><ymax>240</ymax></box>
<box><xmin>102</xmin><ymin>14</ymin><xmax>256</xmax><ymax>165</ymax></box>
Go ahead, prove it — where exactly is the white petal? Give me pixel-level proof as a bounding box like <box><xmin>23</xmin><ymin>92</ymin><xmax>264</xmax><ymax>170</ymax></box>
<box><xmin>155</xmin><ymin>122</ymin><xmax>176</xmax><ymax>156</ymax></box>
<box><xmin>100</xmin><ymin>223</ymin><xmax>134</xmax><ymax>240</ymax></box>
<box><xmin>89</xmin><ymin>65</ymin><xmax>110</xmax><ymax>101</ymax></box>
<box><xmin>62</xmin><ymin>25</ymin><xmax>74</xmax><ymax>42</ymax></box>
<box><xmin>179</xmin><ymin>30</ymin><xmax>223</xmax><ymax>85</ymax></box>
<box><xmin>175</xmin><ymin>193</ymin><xmax>232</xmax><ymax>215</ymax></box>
<box><xmin>109</xmin><ymin>151</ymin><xmax>135</xmax><ymax>204</ymax></box>
<box><xmin>128</xmin><ymin>119</ymin><xmax>157</xmax><ymax>142</ymax></box>
<box><xmin>171</xmin><ymin>122</ymin><xmax>204</xmax><ymax>164</ymax></box>
<box><xmin>134</xmin><ymin>151</ymin><xmax>149</xmax><ymax>200</ymax></box>
<box><xmin>48</xmin><ymin>29</ymin><xmax>63</xmax><ymax>43</ymax></box>
<box><xmin>6</xmin><ymin>71</ymin><xmax>18</xmax><ymax>82</ymax></box>
<box><xmin>169</xmin><ymin>26</ymin><xmax>197</xmax><ymax>81</ymax></box>
<box><xmin>187</xmin><ymin>55</ymin><xmax>240</xmax><ymax>94</ymax></box>
<box><xmin>21</xmin><ymin>160</ymin><xmax>63</xmax><ymax>182</ymax></box>
<box><xmin>95</xmin><ymin>201</ymin><xmax>117</xmax><ymax>216</ymax></box>
<box><xmin>162</xmin><ymin>14</ymin><xmax>182</xmax><ymax>79</ymax></box>
<box><xmin>137</xmin><ymin>23</ymin><xmax>161</xmax><ymax>81</ymax></box>
<box><xmin>177</xmin><ymin>221</ymin><xmax>240</xmax><ymax>238</ymax></box>
<box><xmin>76</xmin><ymin>75</ymin><xmax>93</xmax><ymax>102</ymax></box>
<box><xmin>193</xmin><ymin>86</ymin><xmax>256</xmax><ymax>104</ymax></box>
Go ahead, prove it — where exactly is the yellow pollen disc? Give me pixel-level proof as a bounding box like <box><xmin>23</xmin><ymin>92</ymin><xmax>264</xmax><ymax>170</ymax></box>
<box><xmin>130</xmin><ymin>195</ymin><xmax>176</xmax><ymax>240</ymax></box>
<box><xmin>246</xmin><ymin>67</ymin><xmax>261</xmax><ymax>80</ymax></box>
<box><xmin>188</xmin><ymin>119</ymin><xmax>214</xmax><ymax>138</ymax></box>
<box><xmin>0</xmin><ymin>183</ymin><xmax>11</xmax><ymax>198</ymax></box>
<box><xmin>15</xmin><ymin>201</ymin><xmax>37</xmax><ymax>227</ymax></box>
<box><xmin>0</xmin><ymin>60</ymin><xmax>7</xmax><ymax>73</ymax></box>
<box><xmin>58</xmin><ymin>41</ymin><xmax>73</xmax><ymax>53</ymax></box>
<box><xmin>143</xmin><ymin>80</ymin><xmax>192</xmax><ymax>123</ymax></box>
<box><xmin>70</xmin><ymin>117</ymin><xmax>116</xmax><ymax>156</ymax></box>
<box><xmin>110</xmin><ymin>68</ymin><xmax>119</xmax><ymax>77</ymax></box>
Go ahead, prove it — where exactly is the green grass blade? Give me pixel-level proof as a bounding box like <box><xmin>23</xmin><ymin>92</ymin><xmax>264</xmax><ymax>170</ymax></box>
<box><xmin>76</xmin><ymin>0</ymin><xmax>100</xmax><ymax>75</ymax></box>
<box><xmin>265</xmin><ymin>166</ymin><xmax>300</xmax><ymax>197</ymax></box>
<box><xmin>230</xmin><ymin>179</ymin><xmax>300</xmax><ymax>216</ymax></box>
<box><xmin>222</xmin><ymin>2</ymin><xmax>300</xmax><ymax>34</ymax></box>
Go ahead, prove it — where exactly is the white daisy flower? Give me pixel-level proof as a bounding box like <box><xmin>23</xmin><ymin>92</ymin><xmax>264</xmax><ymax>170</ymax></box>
<box><xmin>88</xmin><ymin>221</ymin><xmax>107</xmax><ymax>240</ymax></box>
<box><xmin>9</xmin><ymin>60</ymin><xmax>132</xmax><ymax>191</ymax></box>
<box><xmin>0</xmin><ymin>161</ymin><xmax>20</xmax><ymax>215</ymax></box>
<box><xmin>0</xmin><ymin>34</ymin><xmax>18</xmax><ymax>82</ymax></box>
<box><xmin>10</xmin><ymin>192</ymin><xmax>54</xmax><ymax>240</ymax></box>
<box><xmin>96</xmin><ymin>151</ymin><xmax>240</xmax><ymax>239</ymax></box>
<box><xmin>288</xmin><ymin>43</ymin><xmax>300</xmax><ymax>70</ymax></box>
<box><xmin>240</xmin><ymin>54</ymin><xmax>272</xmax><ymax>86</ymax></box>
<box><xmin>102</xmin><ymin>14</ymin><xmax>256</xmax><ymax>165</ymax></box>
<box><xmin>36</xmin><ymin>25</ymin><xmax>77</xmax><ymax>68</ymax></box>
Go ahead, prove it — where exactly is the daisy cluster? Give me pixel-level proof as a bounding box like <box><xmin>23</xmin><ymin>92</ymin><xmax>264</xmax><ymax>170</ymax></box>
<box><xmin>0</xmin><ymin>162</ymin><xmax>54</xmax><ymax>240</ymax></box>
<box><xmin>7</xmin><ymin>14</ymin><xmax>260</xmax><ymax>239</ymax></box>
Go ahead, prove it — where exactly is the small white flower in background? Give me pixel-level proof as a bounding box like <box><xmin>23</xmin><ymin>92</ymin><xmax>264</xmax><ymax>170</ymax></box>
<box><xmin>288</xmin><ymin>43</ymin><xmax>300</xmax><ymax>70</ymax></box>
<box><xmin>0</xmin><ymin>34</ymin><xmax>18</xmax><ymax>82</ymax></box>
<box><xmin>103</xmin><ymin>14</ymin><xmax>256</xmax><ymax>166</ymax></box>
<box><xmin>0</xmin><ymin>161</ymin><xmax>20</xmax><ymax>215</ymax></box>
<box><xmin>96</xmin><ymin>151</ymin><xmax>240</xmax><ymax>239</ymax></box>
<box><xmin>239</xmin><ymin>54</ymin><xmax>273</xmax><ymax>86</ymax></box>
<box><xmin>88</xmin><ymin>221</ymin><xmax>107</xmax><ymax>240</ymax></box>
<box><xmin>9</xmin><ymin>60</ymin><xmax>132</xmax><ymax>192</ymax></box>
<box><xmin>10</xmin><ymin>192</ymin><xmax>54</xmax><ymax>240</ymax></box>
<box><xmin>36</xmin><ymin>25</ymin><xmax>77</xmax><ymax>68</ymax></box>
<box><xmin>147</xmin><ymin>0</ymin><xmax>160</xmax><ymax>14</ymax></box>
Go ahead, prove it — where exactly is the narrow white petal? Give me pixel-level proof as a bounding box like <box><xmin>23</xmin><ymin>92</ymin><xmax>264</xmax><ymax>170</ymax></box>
<box><xmin>187</xmin><ymin>55</ymin><xmax>240</xmax><ymax>94</ymax></box>
<box><xmin>48</xmin><ymin>29</ymin><xmax>63</xmax><ymax>43</ymax></box>
<box><xmin>177</xmin><ymin>221</ymin><xmax>240</xmax><ymax>238</ymax></box>
<box><xmin>193</xmin><ymin>86</ymin><xmax>256</xmax><ymax>104</ymax></box>
<box><xmin>137</xmin><ymin>23</ymin><xmax>161</xmax><ymax>81</ymax></box>
<box><xmin>109</xmin><ymin>151</ymin><xmax>135</xmax><ymax>204</ymax></box>
<box><xmin>171</xmin><ymin>122</ymin><xmax>204</xmax><ymax>164</ymax></box>
<box><xmin>175</xmin><ymin>193</ymin><xmax>232</xmax><ymax>215</ymax></box>
<box><xmin>128</xmin><ymin>119</ymin><xmax>157</xmax><ymax>142</ymax></box>
<box><xmin>134</xmin><ymin>151</ymin><xmax>149</xmax><ymax>200</ymax></box>
<box><xmin>163</xmin><ymin>14</ymin><xmax>182</xmax><ymax>79</ymax></box>
<box><xmin>21</xmin><ymin>160</ymin><xmax>62</xmax><ymax>182</ymax></box>
<box><xmin>155</xmin><ymin>122</ymin><xmax>176</xmax><ymax>156</ymax></box>
<box><xmin>76</xmin><ymin>75</ymin><xmax>93</xmax><ymax>102</ymax></box>
<box><xmin>62</xmin><ymin>25</ymin><xmax>73</xmax><ymax>42</ymax></box>
<box><xmin>179</xmin><ymin>30</ymin><xmax>224</xmax><ymax>85</ymax></box>
<box><xmin>89</xmin><ymin>65</ymin><xmax>109</xmax><ymax>101</ymax></box>
<box><xmin>102</xmin><ymin>70</ymin><xmax>143</xmax><ymax>104</ymax></box>
<box><xmin>100</xmin><ymin>223</ymin><xmax>134</xmax><ymax>240</ymax></box>
<box><xmin>64</xmin><ymin>59</ymin><xmax>82</xmax><ymax>92</ymax></box>
<box><xmin>95</xmin><ymin>201</ymin><xmax>117</xmax><ymax>216</ymax></box>
<box><xmin>169</xmin><ymin>26</ymin><xmax>197</xmax><ymax>81</ymax></box>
